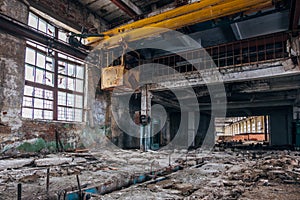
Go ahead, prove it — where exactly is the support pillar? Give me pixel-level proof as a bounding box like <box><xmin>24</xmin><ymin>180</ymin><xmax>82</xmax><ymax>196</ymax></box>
<box><xmin>188</xmin><ymin>112</ymin><xmax>195</xmax><ymax>148</ymax></box>
<box><xmin>270</xmin><ymin>108</ymin><xmax>293</xmax><ymax>146</ymax></box>
<box><xmin>166</xmin><ymin>113</ymin><xmax>171</xmax><ymax>145</ymax></box>
<box><xmin>111</xmin><ymin>96</ymin><xmax>123</xmax><ymax>148</ymax></box>
<box><xmin>140</xmin><ymin>85</ymin><xmax>152</xmax><ymax>151</ymax></box>
<box><xmin>264</xmin><ymin>116</ymin><xmax>268</xmax><ymax>141</ymax></box>
<box><xmin>196</xmin><ymin>113</ymin><xmax>215</xmax><ymax>149</ymax></box>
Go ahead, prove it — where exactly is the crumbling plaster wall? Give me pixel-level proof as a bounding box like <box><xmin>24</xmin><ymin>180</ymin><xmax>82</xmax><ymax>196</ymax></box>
<box><xmin>0</xmin><ymin>0</ymin><xmax>28</xmax><ymax>143</ymax></box>
<box><xmin>0</xmin><ymin>0</ymin><xmax>104</xmax><ymax>148</ymax></box>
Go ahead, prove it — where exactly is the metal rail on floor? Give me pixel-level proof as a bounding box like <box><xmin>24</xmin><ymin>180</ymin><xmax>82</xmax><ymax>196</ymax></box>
<box><xmin>64</xmin><ymin>164</ymin><xmax>183</xmax><ymax>200</ymax></box>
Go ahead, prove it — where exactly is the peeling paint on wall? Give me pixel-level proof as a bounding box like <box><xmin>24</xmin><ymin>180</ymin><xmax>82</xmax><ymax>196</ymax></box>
<box><xmin>0</xmin><ymin>58</ymin><xmax>24</xmax><ymax>133</ymax></box>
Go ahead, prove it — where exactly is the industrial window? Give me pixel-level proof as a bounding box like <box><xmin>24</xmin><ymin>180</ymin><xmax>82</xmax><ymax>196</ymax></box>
<box><xmin>247</xmin><ymin>122</ymin><xmax>251</xmax><ymax>133</ymax></box>
<box><xmin>22</xmin><ymin>12</ymin><xmax>85</xmax><ymax>122</ymax></box>
<box><xmin>257</xmin><ymin>121</ymin><xmax>262</xmax><ymax>133</ymax></box>
<box><xmin>252</xmin><ymin>119</ymin><xmax>256</xmax><ymax>133</ymax></box>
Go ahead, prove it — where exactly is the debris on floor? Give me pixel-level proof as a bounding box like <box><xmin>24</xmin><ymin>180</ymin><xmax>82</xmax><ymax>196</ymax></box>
<box><xmin>0</xmin><ymin>148</ymin><xmax>299</xmax><ymax>199</ymax></box>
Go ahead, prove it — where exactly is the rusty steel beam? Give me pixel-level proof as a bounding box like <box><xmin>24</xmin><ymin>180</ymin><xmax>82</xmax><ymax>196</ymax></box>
<box><xmin>153</xmin><ymin>32</ymin><xmax>289</xmax><ymax>65</ymax></box>
<box><xmin>110</xmin><ymin>0</ymin><xmax>140</xmax><ymax>18</ymax></box>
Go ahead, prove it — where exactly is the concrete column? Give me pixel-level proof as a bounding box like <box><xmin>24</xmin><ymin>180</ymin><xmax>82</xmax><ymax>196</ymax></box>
<box><xmin>270</xmin><ymin>108</ymin><xmax>293</xmax><ymax>145</ymax></box>
<box><xmin>140</xmin><ymin>85</ymin><xmax>152</xmax><ymax>151</ymax></box>
<box><xmin>264</xmin><ymin>116</ymin><xmax>268</xmax><ymax>141</ymax></box>
<box><xmin>110</xmin><ymin>96</ymin><xmax>123</xmax><ymax>148</ymax></box>
<box><xmin>188</xmin><ymin>112</ymin><xmax>195</xmax><ymax>147</ymax></box>
<box><xmin>0</xmin><ymin>1</ymin><xmax>28</xmax><ymax>137</ymax></box>
<box><xmin>165</xmin><ymin>113</ymin><xmax>171</xmax><ymax>145</ymax></box>
<box><xmin>196</xmin><ymin>113</ymin><xmax>215</xmax><ymax>149</ymax></box>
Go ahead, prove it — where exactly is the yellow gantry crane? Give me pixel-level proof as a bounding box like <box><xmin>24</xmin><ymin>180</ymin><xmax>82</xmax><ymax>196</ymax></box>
<box><xmin>87</xmin><ymin>0</ymin><xmax>276</xmax><ymax>48</ymax></box>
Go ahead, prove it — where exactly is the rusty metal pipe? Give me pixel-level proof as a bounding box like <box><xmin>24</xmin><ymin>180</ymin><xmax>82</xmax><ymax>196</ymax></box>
<box><xmin>76</xmin><ymin>175</ymin><xmax>82</xmax><ymax>200</ymax></box>
<box><xmin>46</xmin><ymin>168</ymin><xmax>50</xmax><ymax>194</ymax></box>
<box><xmin>17</xmin><ymin>183</ymin><xmax>22</xmax><ymax>200</ymax></box>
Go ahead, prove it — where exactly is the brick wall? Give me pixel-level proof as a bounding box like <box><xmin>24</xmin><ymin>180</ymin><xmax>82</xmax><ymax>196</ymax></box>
<box><xmin>20</xmin><ymin>120</ymin><xmax>83</xmax><ymax>147</ymax></box>
<box><xmin>219</xmin><ymin>133</ymin><xmax>266</xmax><ymax>142</ymax></box>
<box><xmin>0</xmin><ymin>0</ymin><xmax>28</xmax><ymax>144</ymax></box>
<box><xmin>0</xmin><ymin>0</ymin><xmax>104</xmax><ymax>148</ymax></box>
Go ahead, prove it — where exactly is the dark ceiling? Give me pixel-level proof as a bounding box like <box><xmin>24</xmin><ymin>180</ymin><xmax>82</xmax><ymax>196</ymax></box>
<box><xmin>73</xmin><ymin>0</ymin><xmax>297</xmax><ymax>57</ymax></box>
<box><xmin>77</xmin><ymin>0</ymin><xmax>175</xmax><ymax>27</ymax></box>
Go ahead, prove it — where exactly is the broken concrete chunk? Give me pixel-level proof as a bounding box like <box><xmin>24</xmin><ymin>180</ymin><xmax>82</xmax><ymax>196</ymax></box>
<box><xmin>0</xmin><ymin>159</ymin><xmax>34</xmax><ymax>170</ymax></box>
<box><xmin>19</xmin><ymin>173</ymin><xmax>40</xmax><ymax>183</ymax></box>
<box><xmin>34</xmin><ymin>157</ymin><xmax>73</xmax><ymax>167</ymax></box>
<box><xmin>173</xmin><ymin>183</ymin><xmax>193</xmax><ymax>191</ymax></box>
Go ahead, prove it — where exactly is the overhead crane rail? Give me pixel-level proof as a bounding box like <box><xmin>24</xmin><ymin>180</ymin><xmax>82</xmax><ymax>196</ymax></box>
<box><xmin>87</xmin><ymin>0</ymin><xmax>277</xmax><ymax>48</ymax></box>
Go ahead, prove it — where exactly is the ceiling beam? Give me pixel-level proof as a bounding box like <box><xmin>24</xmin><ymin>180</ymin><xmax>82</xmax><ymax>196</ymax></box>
<box><xmin>152</xmin><ymin>95</ymin><xmax>181</xmax><ymax>110</ymax></box>
<box><xmin>110</xmin><ymin>0</ymin><xmax>142</xmax><ymax>18</ymax></box>
<box><xmin>195</xmin><ymin>100</ymin><xmax>295</xmax><ymax>111</ymax></box>
<box><xmin>121</xmin><ymin>0</ymin><xmax>142</xmax><ymax>15</ymax></box>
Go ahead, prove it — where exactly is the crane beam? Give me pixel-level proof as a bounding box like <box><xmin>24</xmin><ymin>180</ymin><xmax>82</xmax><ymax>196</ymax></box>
<box><xmin>88</xmin><ymin>0</ymin><xmax>274</xmax><ymax>48</ymax></box>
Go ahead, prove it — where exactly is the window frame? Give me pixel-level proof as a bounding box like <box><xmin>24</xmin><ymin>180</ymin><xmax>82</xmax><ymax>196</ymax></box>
<box><xmin>22</xmin><ymin>11</ymin><xmax>85</xmax><ymax>122</ymax></box>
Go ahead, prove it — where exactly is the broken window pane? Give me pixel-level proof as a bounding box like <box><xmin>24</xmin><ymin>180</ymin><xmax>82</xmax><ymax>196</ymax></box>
<box><xmin>45</xmin><ymin>72</ymin><xmax>54</xmax><ymax>86</ymax></box>
<box><xmin>46</xmin><ymin>57</ymin><xmax>54</xmax><ymax>71</ymax></box>
<box><xmin>58</xmin><ymin>61</ymin><xmax>67</xmax><ymax>75</ymax></box>
<box><xmin>58</xmin><ymin>75</ymin><xmax>67</xmax><ymax>89</ymax></box>
<box><xmin>47</xmin><ymin>24</ymin><xmax>55</xmax><ymax>37</ymax></box>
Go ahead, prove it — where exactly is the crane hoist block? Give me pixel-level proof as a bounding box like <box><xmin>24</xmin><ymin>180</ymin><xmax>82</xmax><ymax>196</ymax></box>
<box><xmin>101</xmin><ymin>65</ymin><xmax>139</xmax><ymax>90</ymax></box>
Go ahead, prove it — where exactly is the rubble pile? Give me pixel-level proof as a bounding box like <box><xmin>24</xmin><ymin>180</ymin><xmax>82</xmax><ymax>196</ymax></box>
<box><xmin>101</xmin><ymin>150</ymin><xmax>300</xmax><ymax>200</ymax></box>
<box><xmin>0</xmin><ymin>149</ymin><xmax>299</xmax><ymax>199</ymax></box>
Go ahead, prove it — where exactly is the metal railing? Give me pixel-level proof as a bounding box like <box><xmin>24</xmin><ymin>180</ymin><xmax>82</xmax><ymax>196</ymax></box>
<box><xmin>152</xmin><ymin>32</ymin><xmax>289</xmax><ymax>76</ymax></box>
